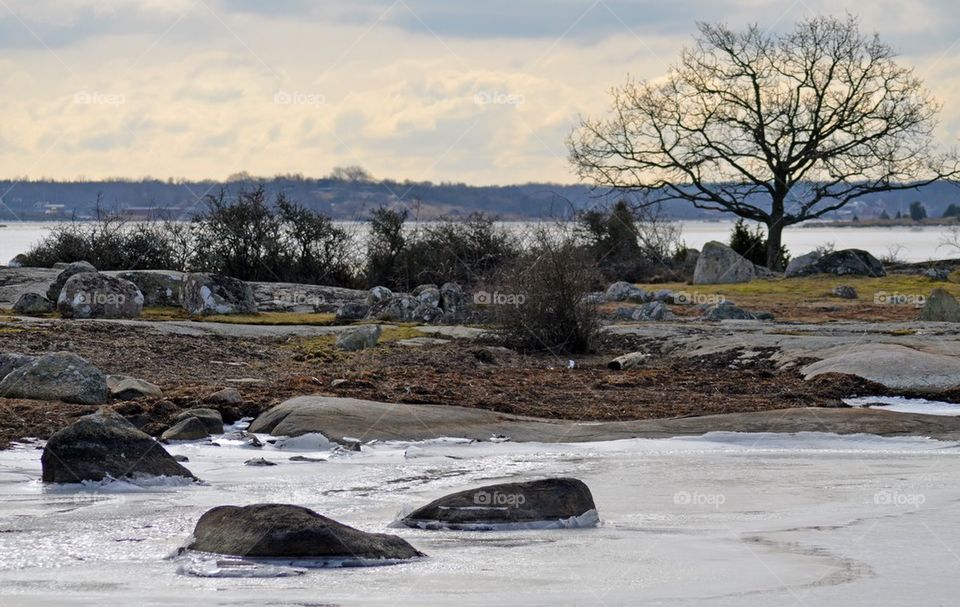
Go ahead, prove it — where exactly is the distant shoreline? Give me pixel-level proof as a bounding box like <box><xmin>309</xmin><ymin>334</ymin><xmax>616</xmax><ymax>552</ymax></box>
<box><xmin>803</xmin><ymin>219</ymin><xmax>960</xmax><ymax>228</ymax></box>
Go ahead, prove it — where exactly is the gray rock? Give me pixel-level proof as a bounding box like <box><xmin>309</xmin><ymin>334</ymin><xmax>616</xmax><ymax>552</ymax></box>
<box><xmin>414</xmin><ymin>285</ymin><xmax>441</xmax><ymax>307</ymax></box>
<box><xmin>785</xmin><ymin>249</ymin><xmax>885</xmax><ymax>278</ymax></box>
<box><xmin>13</xmin><ymin>292</ymin><xmax>54</xmax><ymax>314</ymax></box>
<box><xmin>46</xmin><ymin>261</ymin><xmax>96</xmax><ymax>302</ymax></box>
<box><xmin>397</xmin><ymin>478</ymin><xmax>598</xmax><ymax>530</ymax></box>
<box><xmin>831</xmin><ymin>285</ymin><xmax>858</xmax><ymax>300</ymax></box>
<box><xmin>58</xmin><ymin>273</ymin><xmax>144</xmax><ymax>319</ymax></box>
<box><xmin>0</xmin><ymin>351</ymin><xmax>109</xmax><ymax>404</ymax></box>
<box><xmin>335</xmin><ymin>325</ymin><xmax>382</xmax><ymax>351</ymax></box>
<box><xmin>367</xmin><ymin>286</ymin><xmax>394</xmax><ymax>306</ymax></box>
<box><xmin>172</xmin><ymin>454</ymin><xmax>190</xmax><ymax>462</ymax></box>
<box><xmin>0</xmin><ymin>352</ymin><xmax>37</xmax><ymax>382</ymax></box>
<box><xmin>41</xmin><ymin>410</ymin><xmax>197</xmax><ymax>483</ymax></box>
<box><xmin>439</xmin><ymin>283</ymin><xmax>466</xmax><ymax>317</ymax></box>
<box><xmin>204</xmin><ymin>387</ymin><xmax>243</xmax><ymax>405</ymax></box>
<box><xmin>368</xmin><ymin>294</ymin><xmax>420</xmax><ymax>322</ymax></box>
<box><xmin>187</xmin><ymin>504</ymin><xmax>424</xmax><ymax>561</ymax></box>
<box><xmin>652</xmin><ymin>289</ymin><xmax>675</xmax><ymax>303</ymax></box>
<box><xmin>632</xmin><ymin>301</ymin><xmax>673</xmax><ymax>321</ymax></box>
<box><xmin>335</xmin><ymin>302</ymin><xmax>370</xmax><ymax>322</ymax></box>
<box><xmin>244</xmin><ymin>457</ymin><xmax>277</xmax><ymax>467</ymax></box>
<box><xmin>181</xmin><ymin>273</ymin><xmax>256</xmax><ymax>316</ymax></box>
<box><xmin>693</xmin><ymin>242</ymin><xmax>756</xmax><ymax>285</ymax></box>
<box><xmin>110</xmin><ymin>270</ymin><xmax>185</xmax><ymax>307</ymax></box>
<box><xmin>784</xmin><ymin>251</ymin><xmax>822</xmax><ymax>277</ymax></box>
<box><xmin>605</xmin><ymin>281</ymin><xmax>648</xmax><ymax>302</ymax></box>
<box><xmin>106</xmin><ymin>375</ymin><xmax>163</xmax><ymax>400</ymax></box>
<box><xmin>924</xmin><ymin>267</ymin><xmax>951</xmax><ymax>281</ymax></box>
<box><xmin>802</xmin><ymin>344</ymin><xmax>960</xmax><ymax>392</ymax></box>
<box><xmin>702</xmin><ymin>302</ymin><xmax>768</xmax><ymax>321</ymax></box>
<box><xmin>161</xmin><ymin>416</ymin><xmax>210</xmax><ymax>441</ymax></box>
<box><xmin>250</xmin><ymin>281</ymin><xmax>366</xmax><ymax>313</ymax></box>
<box><xmin>174</xmin><ymin>408</ymin><xmax>224</xmax><ymax>434</ymax></box>
<box><xmin>920</xmin><ymin>288</ymin><xmax>960</xmax><ymax>322</ymax></box>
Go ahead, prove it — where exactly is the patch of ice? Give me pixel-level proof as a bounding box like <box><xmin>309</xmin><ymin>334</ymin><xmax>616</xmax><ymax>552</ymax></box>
<box><xmin>845</xmin><ymin>396</ymin><xmax>960</xmax><ymax>417</ymax></box>
<box><xmin>273</xmin><ymin>432</ymin><xmax>334</xmax><ymax>451</ymax></box>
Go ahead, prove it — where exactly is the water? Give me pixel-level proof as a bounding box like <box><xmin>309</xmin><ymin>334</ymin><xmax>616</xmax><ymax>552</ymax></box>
<box><xmin>2</xmin><ymin>430</ymin><xmax>959</xmax><ymax>605</ymax></box>
<box><xmin>2</xmin><ymin>220</ymin><xmax>957</xmax><ymax>265</ymax></box>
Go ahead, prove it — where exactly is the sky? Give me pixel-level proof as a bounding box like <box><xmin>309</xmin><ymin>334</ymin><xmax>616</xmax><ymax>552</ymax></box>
<box><xmin>1</xmin><ymin>0</ymin><xmax>958</xmax><ymax>185</ymax></box>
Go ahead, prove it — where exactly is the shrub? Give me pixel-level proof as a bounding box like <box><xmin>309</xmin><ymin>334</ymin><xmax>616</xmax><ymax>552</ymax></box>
<box><xmin>488</xmin><ymin>229</ymin><xmax>601</xmax><ymax>354</ymax></box>
<box><xmin>729</xmin><ymin>219</ymin><xmax>789</xmax><ymax>270</ymax></box>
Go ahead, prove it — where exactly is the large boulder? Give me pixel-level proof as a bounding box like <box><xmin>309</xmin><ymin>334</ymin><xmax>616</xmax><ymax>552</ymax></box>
<box><xmin>335</xmin><ymin>325</ymin><xmax>382</xmax><ymax>351</ymax></box>
<box><xmin>13</xmin><ymin>292</ymin><xmax>54</xmax><ymax>314</ymax></box>
<box><xmin>0</xmin><ymin>351</ymin><xmax>109</xmax><ymax>404</ymax></box>
<box><xmin>335</xmin><ymin>302</ymin><xmax>370</xmax><ymax>322</ymax></box>
<box><xmin>188</xmin><ymin>503</ymin><xmax>424</xmax><ymax>561</ymax></box>
<box><xmin>396</xmin><ymin>478</ymin><xmax>599</xmax><ymax>530</ymax></box>
<box><xmin>174</xmin><ymin>408</ymin><xmax>224</xmax><ymax>434</ymax></box>
<box><xmin>41</xmin><ymin>410</ymin><xmax>197</xmax><ymax>483</ymax></box>
<box><xmin>367</xmin><ymin>286</ymin><xmax>393</xmax><ymax>306</ymax></box>
<box><xmin>693</xmin><ymin>242</ymin><xmax>756</xmax><ymax>285</ymax></box>
<box><xmin>45</xmin><ymin>260</ymin><xmax>96</xmax><ymax>302</ymax></box>
<box><xmin>784</xmin><ymin>251</ymin><xmax>822</xmax><ymax>277</ymax></box>
<box><xmin>413</xmin><ymin>284</ymin><xmax>441</xmax><ymax>307</ymax></box>
<box><xmin>785</xmin><ymin>249</ymin><xmax>885</xmax><ymax>278</ymax></box>
<box><xmin>439</xmin><ymin>282</ymin><xmax>466</xmax><ymax>318</ymax></box>
<box><xmin>367</xmin><ymin>294</ymin><xmax>420</xmax><ymax>322</ymax></box>
<box><xmin>161</xmin><ymin>416</ymin><xmax>210</xmax><ymax>441</ymax></box>
<box><xmin>920</xmin><ymin>288</ymin><xmax>960</xmax><ymax>322</ymax></box>
<box><xmin>58</xmin><ymin>273</ymin><xmax>144</xmax><ymax>319</ymax></box>
<box><xmin>110</xmin><ymin>270</ymin><xmax>185</xmax><ymax>307</ymax></box>
<box><xmin>181</xmin><ymin>273</ymin><xmax>256</xmax><ymax>316</ymax></box>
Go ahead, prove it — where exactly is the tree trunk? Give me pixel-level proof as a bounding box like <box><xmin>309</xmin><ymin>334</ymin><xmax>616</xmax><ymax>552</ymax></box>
<box><xmin>765</xmin><ymin>218</ymin><xmax>784</xmax><ymax>270</ymax></box>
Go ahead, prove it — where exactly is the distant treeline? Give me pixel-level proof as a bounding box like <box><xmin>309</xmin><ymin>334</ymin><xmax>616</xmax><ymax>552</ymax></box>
<box><xmin>1</xmin><ymin>171</ymin><xmax>957</xmax><ymax>221</ymax></box>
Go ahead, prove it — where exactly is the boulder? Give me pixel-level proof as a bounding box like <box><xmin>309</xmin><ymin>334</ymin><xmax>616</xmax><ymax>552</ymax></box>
<box><xmin>46</xmin><ymin>260</ymin><xmax>96</xmax><ymax>302</ymax></box>
<box><xmin>13</xmin><ymin>292</ymin><xmax>54</xmax><ymax>314</ymax></box>
<box><xmin>250</xmin><ymin>282</ymin><xmax>366</xmax><ymax>313</ymax></box>
<box><xmin>802</xmin><ymin>344</ymin><xmax>960</xmax><ymax>392</ymax></box>
<box><xmin>106</xmin><ymin>375</ymin><xmax>163</xmax><ymax>400</ymax></box>
<box><xmin>785</xmin><ymin>249</ymin><xmax>885</xmax><ymax>278</ymax></box>
<box><xmin>784</xmin><ymin>251</ymin><xmax>822</xmax><ymax>277</ymax></box>
<box><xmin>41</xmin><ymin>410</ymin><xmax>197</xmax><ymax>483</ymax></box>
<box><xmin>413</xmin><ymin>284</ymin><xmax>441</xmax><ymax>307</ymax></box>
<box><xmin>632</xmin><ymin>301</ymin><xmax>673</xmax><ymax>321</ymax></box>
<box><xmin>335</xmin><ymin>325</ymin><xmax>382</xmax><ymax>351</ymax></box>
<box><xmin>652</xmin><ymin>289</ymin><xmax>675</xmax><ymax>303</ymax></box>
<box><xmin>693</xmin><ymin>242</ymin><xmax>756</xmax><ymax>285</ymax></box>
<box><xmin>605</xmin><ymin>281</ymin><xmax>647</xmax><ymax>302</ymax></box>
<box><xmin>439</xmin><ymin>282</ymin><xmax>466</xmax><ymax>317</ymax></box>
<box><xmin>188</xmin><ymin>503</ymin><xmax>424</xmax><ymax>561</ymax></box>
<box><xmin>335</xmin><ymin>302</ymin><xmax>370</xmax><ymax>322</ymax></box>
<box><xmin>924</xmin><ymin>267</ymin><xmax>951</xmax><ymax>281</ymax></box>
<box><xmin>702</xmin><ymin>301</ymin><xmax>769</xmax><ymax>321</ymax></box>
<box><xmin>181</xmin><ymin>273</ymin><xmax>256</xmax><ymax>316</ymax></box>
<box><xmin>0</xmin><ymin>352</ymin><xmax>36</xmax><ymax>382</ymax></box>
<box><xmin>58</xmin><ymin>273</ymin><xmax>144</xmax><ymax>319</ymax></box>
<box><xmin>110</xmin><ymin>270</ymin><xmax>185</xmax><ymax>307</ymax></box>
<box><xmin>204</xmin><ymin>387</ymin><xmax>243</xmax><ymax>405</ymax></box>
<box><xmin>244</xmin><ymin>457</ymin><xmax>276</xmax><ymax>466</ymax></box>
<box><xmin>174</xmin><ymin>408</ymin><xmax>224</xmax><ymax>434</ymax></box>
<box><xmin>368</xmin><ymin>294</ymin><xmax>420</xmax><ymax>322</ymax></box>
<box><xmin>161</xmin><ymin>416</ymin><xmax>210</xmax><ymax>441</ymax></box>
<box><xmin>397</xmin><ymin>478</ymin><xmax>599</xmax><ymax>530</ymax></box>
<box><xmin>367</xmin><ymin>286</ymin><xmax>393</xmax><ymax>306</ymax></box>
<box><xmin>920</xmin><ymin>288</ymin><xmax>960</xmax><ymax>322</ymax></box>
<box><xmin>830</xmin><ymin>285</ymin><xmax>858</xmax><ymax>300</ymax></box>
<box><xmin>0</xmin><ymin>351</ymin><xmax>109</xmax><ymax>404</ymax></box>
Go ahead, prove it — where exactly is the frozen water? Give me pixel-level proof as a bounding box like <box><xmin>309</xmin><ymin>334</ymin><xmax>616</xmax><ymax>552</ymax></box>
<box><xmin>845</xmin><ymin>395</ymin><xmax>960</xmax><ymax>416</ymax></box>
<box><xmin>1</xmin><ymin>431</ymin><xmax>959</xmax><ymax>605</ymax></box>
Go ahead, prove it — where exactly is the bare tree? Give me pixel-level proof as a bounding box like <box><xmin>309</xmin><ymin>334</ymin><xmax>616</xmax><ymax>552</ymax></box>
<box><xmin>569</xmin><ymin>15</ymin><xmax>959</xmax><ymax>269</ymax></box>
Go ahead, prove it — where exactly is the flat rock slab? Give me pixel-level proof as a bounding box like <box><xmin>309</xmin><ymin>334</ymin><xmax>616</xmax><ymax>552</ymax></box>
<box><xmin>250</xmin><ymin>396</ymin><xmax>960</xmax><ymax>442</ymax></box>
<box><xmin>802</xmin><ymin>344</ymin><xmax>960</xmax><ymax>392</ymax></box>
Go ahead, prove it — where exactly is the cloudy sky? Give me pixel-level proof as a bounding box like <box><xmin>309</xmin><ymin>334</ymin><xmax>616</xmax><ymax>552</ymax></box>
<box><xmin>1</xmin><ymin>0</ymin><xmax>958</xmax><ymax>185</ymax></box>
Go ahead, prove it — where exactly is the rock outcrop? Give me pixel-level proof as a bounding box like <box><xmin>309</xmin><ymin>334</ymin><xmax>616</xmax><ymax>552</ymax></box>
<box><xmin>785</xmin><ymin>249</ymin><xmax>885</xmax><ymax>278</ymax></box>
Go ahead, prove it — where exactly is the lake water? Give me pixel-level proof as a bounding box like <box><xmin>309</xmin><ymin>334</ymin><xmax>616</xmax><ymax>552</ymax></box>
<box><xmin>1</xmin><ymin>220</ymin><xmax>957</xmax><ymax>265</ymax></box>
<box><xmin>1</xmin><ymin>429</ymin><xmax>958</xmax><ymax>605</ymax></box>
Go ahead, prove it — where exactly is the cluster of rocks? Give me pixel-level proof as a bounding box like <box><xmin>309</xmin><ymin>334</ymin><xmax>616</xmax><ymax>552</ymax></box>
<box><xmin>700</xmin><ymin>301</ymin><xmax>773</xmax><ymax>321</ymax></box>
<box><xmin>785</xmin><ymin>249</ymin><xmax>886</xmax><ymax>278</ymax></box>
<box><xmin>0</xmin><ymin>351</ymin><xmax>161</xmax><ymax>405</ymax></box>
<box><xmin>335</xmin><ymin>283</ymin><xmax>466</xmax><ymax>324</ymax></box>
<box><xmin>161</xmin><ymin>408</ymin><xmax>225</xmax><ymax>441</ymax></box>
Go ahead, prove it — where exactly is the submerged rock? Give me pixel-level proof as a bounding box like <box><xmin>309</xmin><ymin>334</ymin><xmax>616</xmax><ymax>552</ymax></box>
<box><xmin>41</xmin><ymin>411</ymin><xmax>197</xmax><ymax>483</ymax></box>
<box><xmin>0</xmin><ymin>351</ymin><xmax>109</xmax><ymax>404</ymax></box>
<box><xmin>188</xmin><ymin>504</ymin><xmax>425</xmax><ymax>561</ymax></box>
<box><xmin>397</xmin><ymin>478</ymin><xmax>598</xmax><ymax>530</ymax></box>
